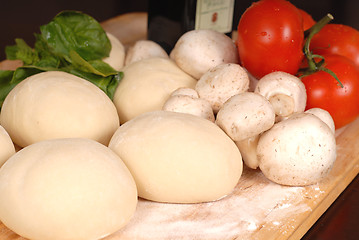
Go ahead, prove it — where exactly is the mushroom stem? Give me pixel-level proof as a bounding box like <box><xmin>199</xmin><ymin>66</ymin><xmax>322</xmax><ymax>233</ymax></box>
<box><xmin>268</xmin><ymin>94</ymin><xmax>295</xmax><ymax>117</ymax></box>
<box><xmin>235</xmin><ymin>135</ymin><xmax>260</xmax><ymax>169</ymax></box>
<box><xmin>254</xmin><ymin>71</ymin><xmax>307</xmax><ymax>122</ymax></box>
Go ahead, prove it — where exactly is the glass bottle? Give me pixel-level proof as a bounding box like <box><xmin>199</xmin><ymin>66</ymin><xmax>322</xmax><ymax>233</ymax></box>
<box><xmin>147</xmin><ymin>0</ymin><xmax>235</xmax><ymax>53</ymax></box>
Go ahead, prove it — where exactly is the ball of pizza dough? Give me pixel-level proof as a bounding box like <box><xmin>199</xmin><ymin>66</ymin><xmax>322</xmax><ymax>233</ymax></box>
<box><xmin>0</xmin><ymin>138</ymin><xmax>137</xmax><ymax>240</ymax></box>
<box><xmin>0</xmin><ymin>71</ymin><xmax>119</xmax><ymax>147</ymax></box>
<box><xmin>0</xmin><ymin>125</ymin><xmax>15</xmax><ymax>167</ymax></box>
<box><xmin>109</xmin><ymin>111</ymin><xmax>243</xmax><ymax>203</ymax></box>
<box><xmin>102</xmin><ymin>32</ymin><xmax>126</xmax><ymax>71</ymax></box>
<box><xmin>113</xmin><ymin>57</ymin><xmax>197</xmax><ymax>123</ymax></box>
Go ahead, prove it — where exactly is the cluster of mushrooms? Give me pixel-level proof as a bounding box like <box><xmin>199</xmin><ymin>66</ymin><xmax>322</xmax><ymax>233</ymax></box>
<box><xmin>60</xmin><ymin>29</ymin><xmax>338</xmax><ymax>187</ymax></box>
<box><xmin>157</xmin><ymin>30</ymin><xmax>337</xmax><ymax>187</ymax></box>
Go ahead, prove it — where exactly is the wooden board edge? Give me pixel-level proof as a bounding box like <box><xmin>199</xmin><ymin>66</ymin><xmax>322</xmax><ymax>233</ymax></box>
<box><xmin>287</xmin><ymin>117</ymin><xmax>359</xmax><ymax>239</ymax></box>
<box><xmin>288</xmin><ymin>167</ymin><xmax>358</xmax><ymax>240</ymax></box>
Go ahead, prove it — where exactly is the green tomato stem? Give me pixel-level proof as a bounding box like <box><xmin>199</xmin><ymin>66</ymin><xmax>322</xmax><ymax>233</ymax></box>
<box><xmin>301</xmin><ymin>13</ymin><xmax>344</xmax><ymax>88</ymax></box>
<box><xmin>321</xmin><ymin>67</ymin><xmax>344</xmax><ymax>88</ymax></box>
<box><xmin>304</xmin><ymin>14</ymin><xmax>334</xmax><ymax>71</ymax></box>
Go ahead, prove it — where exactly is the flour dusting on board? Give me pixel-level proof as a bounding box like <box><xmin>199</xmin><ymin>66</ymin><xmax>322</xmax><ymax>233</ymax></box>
<box><xmin>105</xmin><ymin>167</ymin><xmax>312</xmax><ymax>240</ymax></box>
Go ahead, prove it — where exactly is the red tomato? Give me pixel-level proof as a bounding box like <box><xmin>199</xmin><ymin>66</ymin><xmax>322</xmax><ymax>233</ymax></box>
<box><xmin>301</xmin><ymin>54</ymin><xmax>359</xmax><ymax>129</ymax></box>
<box><xmin>237</xmin><ymin>0</ymin><xmax>304</xmax><ymax>79</ymax></box>
<box><xmin>310</xmin><ymin>24</ymin><xmax>359</xmax><ymax>67</ymax></box>
<box><xmin>298</xmin><ymin>8</ymin><xmax>315</xmax><ymax>30</ymax></box>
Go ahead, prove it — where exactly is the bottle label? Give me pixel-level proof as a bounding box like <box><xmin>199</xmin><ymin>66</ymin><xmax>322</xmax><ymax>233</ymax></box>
<box><xmin>195</xmin><ymin>0</ymin><xmax>235</xmax><ymax>33</ymax></box>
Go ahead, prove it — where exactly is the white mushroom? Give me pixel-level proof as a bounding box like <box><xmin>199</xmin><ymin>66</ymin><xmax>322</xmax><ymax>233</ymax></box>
<box><xmin>125</xmin><ymin>40</ymin><xmax>169</xmax><ymax>66</ymax></box>
<box><xmin>162</xmin><ymin>89</ymin><xmax>215</xmax><ymax>122</ymax></box>
<box><xmin>170</xmin><ymin>29</ymin><xmax>239</xmax><ymax>79</ymax></box>
<box><xmin>254</xmin><ymin>71</ymin><xmax>307</xmax><ymax>122</ymax></box>
<box><xmin>195</xmin><ymin>63</ymin><xmax>250</xmax><ymax>113</ymax></box>
<box><xmin>216</xmin><ymin>92</ymin><xmax>275</xmax><ymax>169</ymax></box>
<box><xmin>257</xmin><ymin>112</ymin><xmax>337</xmax><ymax>186</ymax></box>
<box><xmin>170</xmin><ymin>87</ymin><xmax>199</xmax><ymax>98</ymax></box>
<box><xmin>102</xmin><ymin>33</ymin><xmax>126</xmax><ymax>71</ymax></box>
<box><xmin>247</xmin><ymin>70</ymin><xmax>259</xmax><ymax>92</ymax></box>
<box><xmin>305</xmin><ymin>108</ymin><xmax>335</xmax><ymax>134</ymax></box>
<box><xmin>216</xmin><ymin>92</ymin><xmax>275</xmax><ymax>142</ymax></box>
<box><xmin>235</xmin><ymin>135</ymin><xmax>260</xmax><ymax>169</ymax></box>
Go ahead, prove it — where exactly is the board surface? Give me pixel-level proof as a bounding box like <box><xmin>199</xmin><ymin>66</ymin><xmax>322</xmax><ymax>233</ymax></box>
<box><xmin>0</xmin><ymin>12</ymin><xmax>358</xmax><ymax>240</ymax></box>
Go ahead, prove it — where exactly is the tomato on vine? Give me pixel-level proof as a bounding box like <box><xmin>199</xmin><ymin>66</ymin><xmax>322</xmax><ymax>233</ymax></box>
<box><xmin>298</xmin><ymin>8</ymin><xmax>316</xmax><ymax>31</ymax></box>
<box><xmin>310</xmin><ymin>24</ymin><xmax>359</xmax><ymax>67</ymax></box>
<box><xmin>298</xmin><ymin>14</ymin><xmax>359</xmax><ymax>129</ymax></box>
<box><xmin>236</xmin><ymin>0</ymin><xmax>304</xmax><ymax>79</ymax></box>
<box><xmin>301</xmin><ymin>54</ymin><xmax>359</xmax><ymax>129</ymax></box>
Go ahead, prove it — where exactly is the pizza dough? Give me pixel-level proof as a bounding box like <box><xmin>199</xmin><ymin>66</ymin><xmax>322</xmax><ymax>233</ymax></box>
<box><xmin>109</xmin><ymin>111</ymin><xmax>243</xmax><ymax>203</ymax></box>
<box><xmin>0</xmin><ymin>125</ymin><xmax>15</xmax><ymax>167</ymax></box>
<box><xmin>0</xmin><ymin>71</ymin><xmax>119</xmax><ymax>147</ymax></box>
<box><xmin>102</xmin><ymin>32</ymin><xmax>126</xmax><ymax>71</ymax></box>
<box><xmin>113</xmin><ymin>57</ymin><xmax>197</xmax><ymax>123</ymax></box>
<box><xmin>0</xmin><ymin>138</ymin><xmax>137</xmax><ymax>240</ymax></box>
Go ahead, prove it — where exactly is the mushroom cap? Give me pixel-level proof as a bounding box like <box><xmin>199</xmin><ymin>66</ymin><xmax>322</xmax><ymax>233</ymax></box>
<box><xmin>170</xmin><ymin>87</ymin><xmax>199</xmax><ymax>98</ymax></box>
<box><xmin>216</xmin><ymin>92</ymin><xmax>275</xmax><ymax>141</ymax></box>
<box><xmin>162</xmin><ymin>95</ymin><xmax>215</xmax><ymax>122</ymax></box>
<box><xmin>170</xmin><ymin>29</ymin><xmax>239</xmax><ymax>79</ymax></box>
<box><xmin>195</xmin><ymin>63</ymin><xmax>250</xmax><ymax>113</ymax></box>
<box><xmin>257</xmin><ymin>112</ymin><xmax>337</xmax><ymax>186</ymax></box>
<box><xmin>305</xmin><ymin>108</ymin><xmax>335</xmax><ymax>134</ymax></box>
<box><xmin>125</xmin><ymin>40</ymin><xmax>168</xmax><ymax>66</ymax></box>
<box><xmin>254</xmin><ymin>71</ymin><xmax>307</xmax><ymax>119</ymax></box>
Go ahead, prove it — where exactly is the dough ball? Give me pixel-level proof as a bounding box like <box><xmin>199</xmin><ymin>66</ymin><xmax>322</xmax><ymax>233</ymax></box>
<box><xmin>0</xmin><ymin>125</ymin><xmax>15</xmax><ymax>167</ymax></box>
<box><xmin>0</xmin><ymin>138</ymin><xmax>137</xmax><ymax>240</ymax></box>
<box><xmin>109</xmin><ymin>111</ymin><xmax>243</xmax><ymax>203</ymax></box>
<box><xmin>0</xmin><ymin>71</ymin><xmax>119</xmax><ymax>147</ymax></box>
<box><xmin>113</xmin><ymin>57</ymin><xmax>197</xmax><ymax>123</ymax></box>
<box><xmin>102</xmin><ymin>32</ymin><xmax>126</xmax><ymax>71</ymax></box>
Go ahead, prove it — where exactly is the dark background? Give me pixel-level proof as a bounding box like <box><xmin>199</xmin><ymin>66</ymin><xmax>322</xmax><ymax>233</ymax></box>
<box><xmin>0</xmin><ymin>0</ymin><xmax>358</xmax><ymax>60</ymax></box>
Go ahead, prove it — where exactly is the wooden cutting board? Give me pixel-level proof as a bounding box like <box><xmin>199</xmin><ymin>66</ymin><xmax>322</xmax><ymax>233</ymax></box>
<box><xmin>0</xmin><ymin>12</ymin><xmax>358</xmax><ymax>240</ymax></box>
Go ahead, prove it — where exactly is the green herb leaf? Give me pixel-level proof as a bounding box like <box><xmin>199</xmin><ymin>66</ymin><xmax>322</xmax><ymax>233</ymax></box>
<box><xmin>65</xmin><ymin>68</ymin><xmax>122</xmax><ymax>99</ymax></box>
<box><xmin>33</xmin><ymin>33</ymin><xmax>62</xmax><ymax>68</ymax></box>
<box><xmin>1</xmin><ymin>10</ymin><xmax>122</xmax><ymax>108</ymax></box>
<box><xmin>5</xmin><ymin>38</ymin><xmax>39</xmax><ymax>65</ymax></box>
<box><xmin>69</xmin><ymin>50</ymin><xmax>117</xmax><ymax>77</ymax></box>
<box><xmin>40</xmin><ymin>11</ymin><xmax>111</xmax><ymax>61</ymax></box>
<box><xmin>0</xmin><ymin>70</ymin><xmax>15</xmax><ymax>107</ymax></box>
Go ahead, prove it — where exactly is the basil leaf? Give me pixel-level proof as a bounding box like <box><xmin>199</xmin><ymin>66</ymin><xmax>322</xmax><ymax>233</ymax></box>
<box><xmin>12</xmin><ymin>67</ymin><xmax>43</xmax><ymax>82</ymax></box>
<box><xmin>2</xmin><ymin>10</ymin><xmax>121</xmax><ymax>103</ymax></box>
<box><xmin>69</xmin><ymin>50</ymin><xmax>117</xmax><ymax>77</ymax></box>
<box><xmin>33</xmin><ymin>33</ymin><xmax>62</xmax><ymax>68</ymax></box>
<box><xmin>65</xmin><ymin>68</ymin><xmax>122</xmax><ymax>99</ymax></box>
<box><xmin>5</xmin><ymin>38</ymin><xmax>39</xmax><ymax>65</ymax></box>
<box><xmin>107</xmin><ymin>72</ymin><xmax>123</xmax><ymax>99</ymax></box>
<box><xmin>40</xmin><ymin>11</ymin><xmax>111</xmax><ymax>61</ymax></box>
<box><xmin>0</xmin><ymin>70</ymin><xmax>15</xmax><ymax>107</ymax></box>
